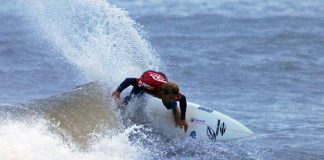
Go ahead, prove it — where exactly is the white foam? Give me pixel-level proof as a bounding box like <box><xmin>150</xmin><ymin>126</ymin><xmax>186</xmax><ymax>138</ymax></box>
<box><xmin>0</xmin><ymin>121</ymin><xmax>149</xmax><ymax>160</ymax></box>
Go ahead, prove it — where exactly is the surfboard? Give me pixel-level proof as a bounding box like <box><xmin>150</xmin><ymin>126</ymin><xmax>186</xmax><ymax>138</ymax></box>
<box><xmin>147</xmin><ymin>98</ymin><xmax>254</xmax><ymax>142</ymax></box>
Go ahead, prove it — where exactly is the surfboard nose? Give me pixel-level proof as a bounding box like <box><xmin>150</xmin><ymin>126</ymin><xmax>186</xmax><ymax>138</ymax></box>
<box><xmin>209</xmin><ymin>109</ymin><xmax>254</xmax><ymax>140</ymax></box>
<box><xmin>237</xmin><ymin>122</ymin><xmax>254</xmax><ymax>137</ymax></box>
<box><xmin>245</xmin><ymin>127</ymin><xmax>254</xmax><ymax>136</ymax></box>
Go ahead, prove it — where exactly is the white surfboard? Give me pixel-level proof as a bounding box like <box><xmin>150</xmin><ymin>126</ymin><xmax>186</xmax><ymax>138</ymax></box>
<box><xmin>148</xmin><ymin>98</ymin><xmax>254</xmax><ymax>142</ymax></box>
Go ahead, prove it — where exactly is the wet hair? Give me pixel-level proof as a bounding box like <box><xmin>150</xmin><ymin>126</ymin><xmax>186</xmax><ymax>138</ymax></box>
<box><xmin>161</xmin><ymin>81</ymin><xmax>179</xmax><ymax>95</ymax></box>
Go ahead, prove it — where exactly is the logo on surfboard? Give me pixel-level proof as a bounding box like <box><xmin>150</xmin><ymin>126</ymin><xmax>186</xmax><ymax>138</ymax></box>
<box><xmin>190</xmin><ymin>131</ymin><xmax>197</xmax><ymax>139</ymax></box>
<box><xmin>206</xmin><ymin>119</ymin><xmax>226</xmax><ymax>142</ymax></box>
<box><xmin>190</xmin><ymin>118</ymin><xmax>206</xmax><ymax>124</ymax></box>
<box><xmin>198</xmin><ymin>106</ymin><xmax>213</xmax><ymax>113</ymax></box>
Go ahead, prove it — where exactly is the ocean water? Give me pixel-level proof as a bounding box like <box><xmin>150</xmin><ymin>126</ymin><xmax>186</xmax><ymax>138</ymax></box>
<box><xmin>1</xmin><ymin>0</ymin><xmax>324</xmax><ymax>159</ymax></box>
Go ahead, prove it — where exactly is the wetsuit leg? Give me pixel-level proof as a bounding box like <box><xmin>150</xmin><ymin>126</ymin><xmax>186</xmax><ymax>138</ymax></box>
<box><xmin>123</xmin><ymin>86</ymin><xmax>144</xmax><ymax>104</ymax></box>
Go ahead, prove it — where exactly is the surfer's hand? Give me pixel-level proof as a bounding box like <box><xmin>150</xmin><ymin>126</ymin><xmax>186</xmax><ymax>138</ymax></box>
<box><xmin>179</xmin><ymin>120</ymin><xmax>188</xmax><ymax>133</ymax></box>
<box><xmin>112</xmin><ymin>91</ymin><xmax>121</xmax><ymax>99</ymax></box>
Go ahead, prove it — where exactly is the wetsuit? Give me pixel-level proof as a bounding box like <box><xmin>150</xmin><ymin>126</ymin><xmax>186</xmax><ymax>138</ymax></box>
<box><xmin>116</xmin><ymin>70</ymin><xmax>187</xmax><ymax>120</ymax></box>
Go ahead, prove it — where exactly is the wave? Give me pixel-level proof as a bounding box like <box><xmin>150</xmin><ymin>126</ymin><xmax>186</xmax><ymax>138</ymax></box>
<box><xmin>1</xmin><ymin>83</ymin><xmax>118</xmax><ymax>147</ymax></box>
<box><xmin>0</xmin><ymin>82</ymin><xmax>155</xmax><ymax>160</ymax></box>
<box><xmin>0</xmin><ymin>82</ymin><xmax>265</xmax><ymax>160</ymax></box>
<box><xmin>0</xmin><ymin>121</ymin><xmax>149</xmax><ymax>160</ymax></box>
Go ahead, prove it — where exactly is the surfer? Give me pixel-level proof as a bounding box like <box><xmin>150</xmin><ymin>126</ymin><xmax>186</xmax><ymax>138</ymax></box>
<box><xmin>112</xmin><ymin>70</ymin><xmax>188</xmax><ymax>133</ymax></box>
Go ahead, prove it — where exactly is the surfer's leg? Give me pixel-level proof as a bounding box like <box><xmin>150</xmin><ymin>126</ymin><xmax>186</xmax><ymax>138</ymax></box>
<box><xmin>124</xmin><ymin>86</ymin><xmax>144</xmax><ymax>104</ymax></box>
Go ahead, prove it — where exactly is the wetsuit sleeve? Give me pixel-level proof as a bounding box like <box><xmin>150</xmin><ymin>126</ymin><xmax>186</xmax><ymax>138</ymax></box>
<box><xmin>179</xmin><ymin>95</ymin><xmax>187</xmax><ymax>120</ymax></box>
<box><xmin>116</xmin><ymin>78</ymin><xmax>138</xmax><ymax>92</ymax></box>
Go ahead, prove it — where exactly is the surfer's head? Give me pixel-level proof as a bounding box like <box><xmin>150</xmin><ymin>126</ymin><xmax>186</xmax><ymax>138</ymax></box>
<box><xmin>161</xmin><ymin>81</ymin><xmax>179</xmax><ymax>102</ymax></box>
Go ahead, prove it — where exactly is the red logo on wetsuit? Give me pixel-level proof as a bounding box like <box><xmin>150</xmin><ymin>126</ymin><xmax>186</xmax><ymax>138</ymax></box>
<box><xmin>149</xmin><ymin>72</ymin><xmax>167</xmax><ymax>83</ymax></box>
<box><xmin>138</xmin><ymin>71</ymin><xmax>167</xmax><ymax>90</ymax></box>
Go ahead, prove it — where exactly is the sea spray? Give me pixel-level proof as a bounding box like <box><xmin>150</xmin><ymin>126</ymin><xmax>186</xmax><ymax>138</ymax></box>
<box><xmin>17</xmin><ymin>0</ymin><xmax>160</xmax><ymax>86</ymax></box>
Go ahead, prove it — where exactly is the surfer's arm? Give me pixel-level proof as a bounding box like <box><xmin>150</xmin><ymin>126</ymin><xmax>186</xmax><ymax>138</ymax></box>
<box><xmin>112</xmin><ymin>78</ymin><xmax>138</xmax><ymax>99</ymax></box>
<box><xmin>177</xmin><ymin>93</ymin><xmax>188</xmax><ymax>133</ymax></box>
<box><xmin>179</xmin><ymin>94</ymin><xmax>187</xmax><ymax>120</ymax></box>
<box><xmin>116</xmin><ymin>78</ymin><xmax>138</xmax><ymax>92</ymax></box>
